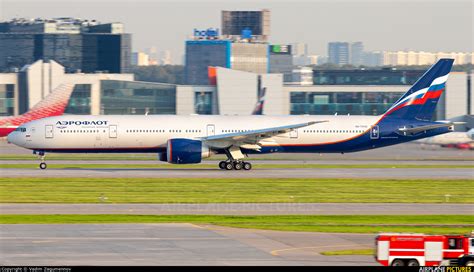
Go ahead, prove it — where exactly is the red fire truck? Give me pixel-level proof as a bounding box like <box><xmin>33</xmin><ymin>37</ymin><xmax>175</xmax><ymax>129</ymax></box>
<box><xmin>375</xmin><ymin>233</ymin><xmax>474</xmax><ymax>266</ymax></box>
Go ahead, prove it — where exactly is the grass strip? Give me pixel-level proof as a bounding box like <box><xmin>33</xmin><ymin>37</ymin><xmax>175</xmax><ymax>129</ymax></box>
<box><xmin>1</xmin><ymin>177</ymin><xmax>472</xmax><ymax>203</ymax></box>
<box><xmin>0</xmin><ymin>215</ymin><xmax>472</xmax><ymax>234</ymax></box>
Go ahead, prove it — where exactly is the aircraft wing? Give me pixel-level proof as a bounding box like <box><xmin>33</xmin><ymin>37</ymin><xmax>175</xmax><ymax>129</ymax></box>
<box><xmin>397</xmin><ymin>122</ymin><xmax>461</xmax><ymax>134</ymax></box>
<box><xmin>200</xmin><ymin>121</ymin><xmax>328</xmax><ymax>149</ymax></box>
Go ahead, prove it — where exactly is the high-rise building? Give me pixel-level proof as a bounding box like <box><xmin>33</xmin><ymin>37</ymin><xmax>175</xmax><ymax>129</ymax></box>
<box><xmin>350</xmin><ymin>42</ymin><xmax>364</xmax><ymax>66</ymax></box>
<box><xmin>0</xmin><ymin>18</ymin><xmax>131</xmax><ymax>73</ymax></box>
<box><xmin>221</xmin><ymin>10</ymin><xmax>270</xmax><ymax>41</ymax></box>
<box><xmin>291</xmin><ymin>43</ymin><xmax>308</xmax><ymax>56</ymax></box>
<box><xmin>160</xmin><ymin>50</ymin><xmax>172</xmax><ymax>65</ymax></box>
<box><xmin>146</xmin><ymin>46</ymin><xmax>159</xmax><ymax>65</ymax></box>
<box><xmin>363</xmin><ymin>51</ymin><xmax>384</xmax><ymax>66</ymax></box>
<box><xmin>328</xmin><ymin>42</ymin><xmax>349</xmax><ymax>65</ymax></box>
<box><xmin>132</xmin><ymin>52</ymin><xmax>150</xmax><ymax>66</ymax></box>
<box><xmin>269</xmin><ymin>44</ymin><xmax>293</xmax><ymax>82</ymax></box>
<box><xmin>185</xmin><ymin>40</ymin><xmax>268</xmax><ymax>85</ymax></box>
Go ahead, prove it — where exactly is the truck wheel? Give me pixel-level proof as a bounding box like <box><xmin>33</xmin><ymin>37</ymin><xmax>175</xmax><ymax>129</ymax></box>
<box><xmin>391</xmin><ymin>259</ymin><xmax>405</xmax><ymax>266</ymax></box>
<box><xmin>407</xmin><ymin>259</ymin><xmax>419</xmax><ymax>266</ymax></box>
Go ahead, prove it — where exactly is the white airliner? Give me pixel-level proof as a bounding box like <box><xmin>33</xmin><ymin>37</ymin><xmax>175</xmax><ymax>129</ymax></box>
<box><xmin>8</xmin><ymin>59</ymin><xmax>459</xmax><ymax>170</ymax></box>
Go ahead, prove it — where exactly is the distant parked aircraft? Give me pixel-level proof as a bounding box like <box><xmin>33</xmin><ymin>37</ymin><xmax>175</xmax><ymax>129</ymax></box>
<box><xmin>417</xmin><ymin>129</ymin><xmax>474</xmax><ymax>149</ymax></box>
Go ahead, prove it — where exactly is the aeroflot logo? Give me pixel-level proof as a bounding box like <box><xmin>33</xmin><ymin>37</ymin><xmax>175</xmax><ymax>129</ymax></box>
<box><xmin>56</xmin><ymin>121</ymin><xmax>109</xmax><ymax>126</ymax></box>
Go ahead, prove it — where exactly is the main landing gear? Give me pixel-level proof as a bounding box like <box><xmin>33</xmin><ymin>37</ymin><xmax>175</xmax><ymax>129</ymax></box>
<box><xmin>218</xmin><ymin>146</ymin><xmax>252</xmax><ymax>170</ymax></box>
<box><xmin>34</xmin><ymin>151</ymin><xmax>47</xmax><ymax>169</ymax></box>
<box><xmin>218</xmin><ymin>160</ymin><xmax>252</xmax><ymax>171</ymax></box>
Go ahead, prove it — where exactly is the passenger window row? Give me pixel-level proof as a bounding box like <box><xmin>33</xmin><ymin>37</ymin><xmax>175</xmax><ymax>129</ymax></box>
<box><xmin>222</xmin><ymin>129</ymin><xmax>251</xmax><ymax>133</ymax></box>
<box><xmin>303</xmin><ymin>130</ymin><xmax>365</xmax><ymax>133</ymax></box>
<box><xmin>125</xmin><ymin>129</ymin><xmax>202</xmax><ymax>133</ymax></box>
<box><xmin>60</xmin><ymin>130</ymin><xmax>105</xmax><ymax>133</ymax></box>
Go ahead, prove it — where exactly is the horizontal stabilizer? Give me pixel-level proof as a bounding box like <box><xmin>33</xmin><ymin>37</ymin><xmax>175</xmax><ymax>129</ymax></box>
<box><xmin>397</xmin><ymin>123</ymin><xmax>456</xmax><ymax>135</ymax></box>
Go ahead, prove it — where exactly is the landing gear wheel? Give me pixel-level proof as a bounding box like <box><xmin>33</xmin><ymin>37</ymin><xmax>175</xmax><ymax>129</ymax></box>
<box><xmin>407</xmin><ymin>260</ymin><xmax>419</xmax><ymax>266</ymax></box>
<box><xmin>225</xmin><ymin>162</ymin><xmax>234</xmax><ymax>170</ymax></box>
<box><xmin>391</xmin><ymin>260</ymin><xmax>405</xmax><ymax>266</ymax></box>
<box><xmin>39</xmin><ymin>162</ymin><xmax>47</xmax><ymax>169</ymax></box>
<box><xmin>219</xmin><ymin>161</ymin><xmax>226</xmax><ymax>169</ymax></box>
<box><xmin>233</xmin><ymin>161</ymin><xmax>243</xmax><ymax>170</ymax></box>
<box><xmin>243</xmin><ymin>162</ymin><xmax>252</xmax><ymax>170</ymax></box>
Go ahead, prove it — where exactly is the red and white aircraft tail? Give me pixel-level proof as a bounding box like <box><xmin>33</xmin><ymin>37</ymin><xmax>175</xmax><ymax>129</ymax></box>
<box><xmin>0</xmin><ymin>83</ymin><xmax>75</xmax><ymax>137</ymax></box>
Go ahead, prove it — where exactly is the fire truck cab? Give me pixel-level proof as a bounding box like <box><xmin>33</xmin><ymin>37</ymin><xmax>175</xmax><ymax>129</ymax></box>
<box><xmin>375</xmin><ymin>233</ymin><xmax>474</xmax><ymax>266</ymax></box>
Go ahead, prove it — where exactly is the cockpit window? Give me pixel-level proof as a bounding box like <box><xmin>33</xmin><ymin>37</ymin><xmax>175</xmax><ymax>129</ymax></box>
<box><xmin>15</xmin><ymin>127</ymin><xmax>26</xmax><ymax>132</ymax></box>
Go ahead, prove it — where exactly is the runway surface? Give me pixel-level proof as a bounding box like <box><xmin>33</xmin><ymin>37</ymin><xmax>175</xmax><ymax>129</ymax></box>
<box><xmin>2</xmin><ymin>140</ymin><xmax>473</xmax><ymax>161</ymax></box>
<box><xmin>1</xmin><ymin>167</ymin><xmax>472</xmax><ymax>179</ymax></box>
<box><xmin>0</xmin><ymin>223</ymin><xmax>376</xmax><ymax>266</ymax></box>
<box><xmin>2</xmin><ymin>203</ymin><xmax>473</xmax><ymax>215</ymax></box>
<box><xmin>2</xmin><ymin>159</ymin><xmax>473</xmax><ymax>165</ymax></box>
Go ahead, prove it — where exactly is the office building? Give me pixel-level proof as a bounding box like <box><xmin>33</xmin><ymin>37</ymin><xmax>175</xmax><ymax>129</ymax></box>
<box><xmin>269</xmin><ymin>44</ymin><xmax>293</xmax><ymax>82</ymax></box>
<box><xmin>221</xmin><ymin>10</ymin><xmax>270</xmax><ymax>41</ymax></box>
<box><xmin>350</xmin><ymin>42</ymin><xmax>364</xmax><ymax>66</ymax></box>
<box><xmin>0</xmin><ymin>18</ymin><xmax>131</xmax><ymax>73</ymax></box>
<box><xmin>291</xmin><ymin>43</ymin><xmax>308</xmax><ymax>56</ymax></box>
<box><xmin>381</xmin><ymin>51</ymin><xmax>474</xmax><ymax>66</ymax></box>
<box><xmin>291</xmin><ymin>67</ymin><xmax>313</xmax><ymax>85</ymax></box>
<box><xmin>185</xmin><ymin>40</ymin><xmax>268</xmax><ymax>85</ymax></box>
<box><xmin>328</xmin><ymin>42</ymin><xmax>350</xmax><ymax>65</ymax></box>
<box><xmin>132</xmin><ymin>52</ymin><xmax>150</xmax><ymax>66</ymax></box>
<box><xmin>160</xmin><ymin>50</ymin><xmax>172</xmax><ymax>65</ymax></box>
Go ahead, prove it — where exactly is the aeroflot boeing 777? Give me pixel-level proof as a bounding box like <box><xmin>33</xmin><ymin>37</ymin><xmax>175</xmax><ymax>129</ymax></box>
<box><xmin>8</xmin><ymin>59</ymin><xmax>458</xmax><ymax>170</ymax></box>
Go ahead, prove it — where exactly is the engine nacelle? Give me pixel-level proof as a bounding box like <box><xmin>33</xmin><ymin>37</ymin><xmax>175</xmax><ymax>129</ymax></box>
<box><xmin>165</xmin><ymin>138</ymin><xmax>211</xmax><ymax>164</ymax></box>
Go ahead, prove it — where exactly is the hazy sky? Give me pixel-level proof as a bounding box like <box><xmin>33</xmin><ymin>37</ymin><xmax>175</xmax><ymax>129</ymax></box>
<box><xmin>1</xmin><ymin>0</ymin><xmax>472</xmax><ymax>64</ymax></box>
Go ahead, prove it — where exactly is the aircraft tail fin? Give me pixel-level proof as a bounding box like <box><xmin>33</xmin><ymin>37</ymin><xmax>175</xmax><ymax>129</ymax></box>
<box><xmin>252</xmin><ymin>87</ymin><xmax>266</xmax><ymax>115</ymax></box>
<box><xmin>382</xmin><ymin>59</ymin><xmax>454</xmax><ymax>121</ymax></box>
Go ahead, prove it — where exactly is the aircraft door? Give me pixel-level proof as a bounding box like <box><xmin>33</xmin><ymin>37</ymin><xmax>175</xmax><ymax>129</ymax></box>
<box><xmin>207</xmin><ymin>124</ymin><xmax>215</xmax><ymax>137</ymax></box>
<box><xmin>45</xmin><ymin>125</ymin><xmax>54</xmax><ymax>139</ymax></box>
<box><xmin>370</xmin><ymin>125</ymin><xmax>380</xmax><ymax>139</ymax></box>
<box><xmin>109</xmin><ymin>125</ymin><xmax>117</xmax><ymax>138</ymax></box>
<box><xmin>290</xmin><ymin>129</ymin><xmax>298</xmax><ymax>139</ymax></box>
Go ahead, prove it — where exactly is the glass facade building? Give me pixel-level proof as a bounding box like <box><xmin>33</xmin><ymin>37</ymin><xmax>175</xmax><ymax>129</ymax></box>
<box><xmin>64</xmin><ymin>84</ymin><xmax>91</xmax><ymax>114</ymax></box>
<box><xmin>194</xmin><ymin>91</ymin><xmax>213</xmax><ymax>114</ymax></box>
<box><xmin>221</xmin><ymin>10</ymin><xmax>270</xmax><ymax>41</ymax></box>
<box><xmin>0</xmin><ymin>34</ymin><xmax>36</xmax><ymax>71</ymax></box>
<box><xmin>0</xmin><ymin>84</ymin><xmax>14</xmax><ymax>116</ymax></box>
<box><xmin>100</xmin><ymin>80</ymin><xmax>176</xmax><ymax>115</ymax></box>
<box><xmin>290</xmin><ymin>91</ymin><xmax>402</xmax><ymax>116</ymax></box>
<box><xmin>328</xmin><ymin>42</ymin><xmax>349</xmax><ymax>65</ymax></box>
<box><xmin>313</xmin><ymin>69</ymin><xmax>425</xmax><ymax>85</ymax></box>
<box><xmin>185</xmin><ymin>40</ymin><xmax>231</xmax><ymax>85</ymax></box>
<box><xmin>0</xmin><ymin>32</ymin><xmax>131</xmax><ymax>73</ymax></box>
<box><xmin>185</xmin><ymin>40</ymin><xmax>269</xmax><ymax>85</ymax></box>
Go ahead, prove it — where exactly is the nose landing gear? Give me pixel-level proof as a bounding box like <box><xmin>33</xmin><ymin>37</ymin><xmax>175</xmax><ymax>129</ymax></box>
<box><xmin>34</xmin><ymin>151</ymin><xmax>47</xmax><ymax>169</ymax></box>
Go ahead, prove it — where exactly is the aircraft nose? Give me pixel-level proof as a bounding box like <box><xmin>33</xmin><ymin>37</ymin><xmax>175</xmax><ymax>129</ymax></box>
<box><xmin>7</xmin><ymin>131</ymin><xmax>20</xmax><ymax>146</ymax></box>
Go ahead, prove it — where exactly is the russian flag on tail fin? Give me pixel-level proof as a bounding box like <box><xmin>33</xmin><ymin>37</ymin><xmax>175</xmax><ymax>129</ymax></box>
<box><xmin>383</xmin><ymin>58</ymin><xmax>454</xmax><ymax>121</ymax></box>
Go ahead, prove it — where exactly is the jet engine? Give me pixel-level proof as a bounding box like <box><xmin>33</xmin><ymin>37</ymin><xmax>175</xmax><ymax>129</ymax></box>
<box><xmin>160</xmin><ymin>138</ymin><xmax>211</xmax><ymax>164</ymax></box>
